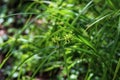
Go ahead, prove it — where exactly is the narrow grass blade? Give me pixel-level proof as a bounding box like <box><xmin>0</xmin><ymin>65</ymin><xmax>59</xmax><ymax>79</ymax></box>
<box><xmin>78</xmin><ymin>36</ymin><xmax>96</xmax><ymax>52</ymax></box>
<box><xmin>71</xmin><ymin>0</ymin><xmax>93</xmax><ymax>26</ymax></box>
<box><xmin>31</xmin><ymin>50</ymin><xmax>56</xmax><ymax>80</ymax></box>
<box><xmin>112</xmin><ymin>58</ymin><xmax>120</xmax><ymax>80</ymax></box>
<box><xmin>106</xmin><ymin>0</ymin><xmax>115</xmax><ymax>9</ymax></box>
<box><xmin>118</xmin><ymin>17</ymin><xmax>120</xmax><ymax>33</ymax></box>
<box><xmin>0</xmin><ymin>54</ymin><xmax>12</xmax><ymax>69</ymax></box>
<box><xmin>0</xmin><ymin>13</ymin><xmax>38</xmax><ymax>18</ymax></box>
<box><xmin>86</xmin><ymin>13</ymin><xmax>112</xmax><ymax>31</ymax></box>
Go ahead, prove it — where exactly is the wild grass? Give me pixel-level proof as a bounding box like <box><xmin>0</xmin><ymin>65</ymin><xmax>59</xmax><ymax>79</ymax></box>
<box><xmin>0</xmin><ymin>0</ymin><xmax>120</xmax><ymax>80</ymax></box>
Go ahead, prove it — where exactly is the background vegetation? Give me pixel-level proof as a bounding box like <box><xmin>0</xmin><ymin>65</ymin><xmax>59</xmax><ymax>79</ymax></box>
<box><xmin>0</xmin><ymin>0</ymin><xmax>120</xmax><ymax>80</ymax></box>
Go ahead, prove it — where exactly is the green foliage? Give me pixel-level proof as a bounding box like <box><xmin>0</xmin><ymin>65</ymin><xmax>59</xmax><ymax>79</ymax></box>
<box><xmin>0</xmin><ymin>0</ymin><xmax>120</xmax><ymax>80</ymax></box>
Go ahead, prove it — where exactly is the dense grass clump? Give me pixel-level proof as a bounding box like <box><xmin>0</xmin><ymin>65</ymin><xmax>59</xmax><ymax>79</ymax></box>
<box><xmin>0</xmin><ymin>0</ymin><xmax>120</xmax><ymax>80</ymax></box>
